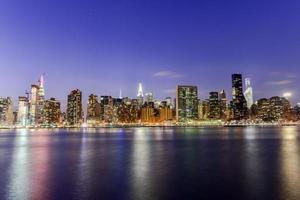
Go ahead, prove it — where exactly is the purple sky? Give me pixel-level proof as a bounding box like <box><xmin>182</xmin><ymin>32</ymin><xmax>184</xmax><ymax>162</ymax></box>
<box><xmin>0</xmin><ymin>0</ymin><xmax>300</xmax><ymax>109</ymax></box>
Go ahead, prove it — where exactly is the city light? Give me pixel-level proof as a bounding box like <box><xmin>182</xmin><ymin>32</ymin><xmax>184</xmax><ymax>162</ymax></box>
<box><xmin>0</xmin><ymin>74</ymin><xmax>300</xmax><ymax>128</ymax></box>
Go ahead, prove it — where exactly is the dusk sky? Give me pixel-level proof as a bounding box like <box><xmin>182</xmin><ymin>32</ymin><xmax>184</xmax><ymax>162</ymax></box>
<box><xmin>0</xmin><ymin>0</ymin><xmax>300</xmax><ymax>108</ymax></box>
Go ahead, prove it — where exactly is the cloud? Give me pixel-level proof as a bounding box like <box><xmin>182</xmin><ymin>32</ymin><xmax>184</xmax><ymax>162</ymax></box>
<box><xmin>153</xmin><ymin>70</ymin><xmax>184</xmax><ymax>78</ymax></box>
<box><xmin>286</xmin><ymin>73</ymin><xmax>297</xmax><ymax>78</ymax></box>
<box><xmin>266</xmin><ymin>80</ymin><xmax>293</xmax><ymax>85</ymax></box>
<box><xmin>269</xmin><ymin>71</ymin><xmax>297</xmax><ymax>79</ymax></box>
<box><xmin>269</xmin><ymin>71</ymin><xmax>281</xmax><ymax>76</ymax></box>
<box><xmin>163</xmin><ymin>89</ymin><xmax>176</xmax><ymax>94</ymax></box>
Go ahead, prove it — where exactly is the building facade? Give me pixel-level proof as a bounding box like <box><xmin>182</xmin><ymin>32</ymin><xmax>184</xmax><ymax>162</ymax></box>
<box><xmin>208</xmin><ymin>92</ymin><xmax>221</xmax><ymax>119</ymax></box>
<box><xmin>176</xmin><ymin>85</ymin><xmax>198</xmax><ymax>122</ymax></box>
<box><xmin>87</xmin><ymin>94</ymin><xmax>101</xmax><ymax>124</ymax></box>
<box><xmin>231</xmin><ymin>74</ymin><xmax>248</xmax><ymax>120</ymax></box>
<box><xmin>219</xmin><ymin>90</ymin><xmax>228</xmax><ymax>120</ymax></box>
<box><xmin>29</xmin><ymin>84</ymin><xmax>39</xmax><ymax>125</ymax></box>
<box><xmin>244</xmin><ymin>78</ymin><xmax>254</xmax><ymax>109</ymax></box>
<box><xmin>198</xmin><ymin>100</ymin><xmax>209</xmax><ymax>120</ymax></box>
<box><xmin>44</xmin><ymin>98</ymin><xmax>61</xmax><ymax>126</ymax></box>
<box><xmin>0</xmin><ymin>97</ymin><xmax>14</xmax><ymax>126</ymax></box>
<box><xmin>67</xmin><ymin>89</ymin><xmax>83</xmax><ymax>126</ymax></box>
<box><xmin>17</xmin><ymin>96</ymin><xmax>29</xmax><ymax>126</ymax></box>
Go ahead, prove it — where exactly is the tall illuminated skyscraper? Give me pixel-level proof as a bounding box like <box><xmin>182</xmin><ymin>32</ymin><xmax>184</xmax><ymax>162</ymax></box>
<box><xmin>37</xmin><ymin>74</ymin><xmax>45</xmax><ymax>124</ymax></box>
<box><xmin>232</xmin><ymin>74</ymin><xmax>248</xmax><ymax>120</ymax></box>
<box><xmin>100</xmin><ymin>96</ymin><xmax>113</xmax><ymax>122</ymax></box>
<box><xmin>17</xmin><ymin>96</ymin><xmax>29</xmax><ymax>126</ymax></box>
<box><xmin>208</xmin><ymin>92</ymin><xmax>221</xmax><ymax>119</ymax></box>
<box><xmin>67</xmin><ymin>89</ymin><xmax>83</xmax><ymax>126</ymax></box>
<box><xmin>44</xmin><ymin>98</ymin><xmax>61</xmax><ymax>126</ymax></box>
<box><xmin>137</xmin><ymin>82</ymin><xmax>144</xmax><ymax>106</ymax></box>
<box><xmin>0</xmin><ymin>97</ymin><xmax>13</xmax><ymax>126</ymax></box>
<box><xmin>244</xmin><ymin>78</ymin><xmax>254</xmax><ymax>109</ymax></box>
<box><xmin>87</xmin><ymin>94</ymin><xmax>101</xmax><ymax>123</ymax></box>
<box><xmin>176</xmin><ymin>85</ymin><xmax>198</xmax><ymax>122</ymax></box>
<box><xmin>219</xmin><ymin>90</ymin><xmax>228</xmax><ymax>119</ymax></box>
<box><xmin>29</xmin><ymin>84</ymin><xmax>39</xmax><ymax>125</ymax></box>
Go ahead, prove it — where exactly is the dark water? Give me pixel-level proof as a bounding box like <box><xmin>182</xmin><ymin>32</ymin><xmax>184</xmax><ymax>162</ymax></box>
<box><xmin>0</xmin><ymin>127</ymin><xmax>300</xmax><ymax>200</ymax></box>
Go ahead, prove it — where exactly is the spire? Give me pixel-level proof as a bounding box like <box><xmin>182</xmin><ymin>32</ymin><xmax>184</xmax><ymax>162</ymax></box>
<box><xmin>119</xmin><ymin>89</ymin><xmax>122</xmax><ymax>99</ymax></box>
<box><xmin>39</xmin><ymin>73</ymin><xmax>45</xmax><ymax>88</ymax></box>
<box><xmin>137</xmin><ymin>82</ymin><xmax>143</xmax><ymax>97</ymax></box>
<box><xmin>38</xmin><ymin>74</ymin><xmax>45</xmax><ymax>98</ymax></box>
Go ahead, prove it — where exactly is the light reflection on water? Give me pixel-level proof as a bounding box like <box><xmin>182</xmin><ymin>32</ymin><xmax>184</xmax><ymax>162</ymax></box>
<box><xmin>7</xmin><ymin>129</ymin><xmax>30</xmax><ymax>200</ymax></box>
<box><xmin>280</xmin><ymin>127</ymin><xmax>300</xmax><ymax>199</ymax></box>
<box><xmin>0</xmin><ymin>127</ymin><xmax>299</xmax><ymax>200</ymax></box>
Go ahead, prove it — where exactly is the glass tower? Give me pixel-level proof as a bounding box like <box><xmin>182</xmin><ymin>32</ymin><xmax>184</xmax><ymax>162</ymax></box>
<box><xmin>232</xmin><ymin>74</ymin><xmax>248</xmax><ymax>120</ymax></box>
<box><xmin>244</xmin><ymin>78</ymin><xmax>254</xmax><ymax>109</ymax></box>
<box><xmin>176</xmin><ymin>85</ymin><xmax>198</xmax><ymax>122</ymax></box>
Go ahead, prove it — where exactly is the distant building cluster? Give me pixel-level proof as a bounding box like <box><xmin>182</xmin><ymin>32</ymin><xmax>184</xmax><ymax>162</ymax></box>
<box><xmin>0</xmin><ymin>73</ymin><xmax>300</xmax><ymax>127</ymax></box>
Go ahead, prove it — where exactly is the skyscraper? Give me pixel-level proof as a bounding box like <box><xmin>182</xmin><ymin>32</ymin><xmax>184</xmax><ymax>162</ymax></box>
<box><xmin>17</xmin><ymin>96</ymin><xmax>29</xmax><ymax>126</ymax></box>
<box><xmin>37</xmin><ymin>74</ymin><xmax>45</xmax><ymax>124</ymax></box>
<box><xmin>44</xmin><ymin>98</ymin><xmax>61</xmax><ymax>126</ymax></box>
<box><xmin>87</xmin><ymin>94</ymin><xmax>101</xmax><ymax>124</ymax></box>
<box><xmin>231</xmin><ymin>74</ymin><xmax>248</xmax><ymax>120</ymax></box>
<box><xmin>257</xmin><ymin>98</ymin><xmax>270</xmax><ymax>120</ymax></box>
<box><xmin>244</xmin><ymin>78</ymin><xmax>254</xmax><ymax>109</ymax></box>
<box><xmin>29</xmin><ymin>84</ymin><xmax>39</xmax><ymax>125</ymax></box>
<box><xmin>100</xmin><ymin>96</ymin><xmax>114</xmax><ymax>122</ymax></box>
<box><xmin>219</xmin><ymin>90</ymin><xmax>228</xmax><ymax>120</ymax></box>
<box><xmin>176</xmin><ymin>85</ymin><xmax>198</xmax><ymax>122</ymax></box>
<box><xmin>0</xmin><ymin>97</ymin><xmax>13</xmax><ymax>126</ymax></box>
<box><xmin>198</xmin><ymin>99</ymin><xmax>209</xmax><ymax>120</ymax></box>
<box><xmin>208</xmin><ymin>92</ymin><xmax>221</xmax><ymax>119</ymax></box>
<box><xmin>67</xmin><ymin>89</ymin><xmax>83</xmax><ymax>126</ymax></box>
<box><xmin>137</xmin><ymin>82</ymin><xmax>144</xmax><ymax>106</ymax></box>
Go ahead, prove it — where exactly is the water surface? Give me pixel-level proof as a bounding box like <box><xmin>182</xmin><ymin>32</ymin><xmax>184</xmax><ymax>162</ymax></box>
<box><xmin>0</xmin><ymin>127</ymin><xmax>299</xmax><ymax>200</ymax></box>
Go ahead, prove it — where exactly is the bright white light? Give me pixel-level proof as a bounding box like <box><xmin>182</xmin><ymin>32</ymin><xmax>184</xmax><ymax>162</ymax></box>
<box><xmin>283</xmin><ymin>92</ymin><xmax>292</xmax><ymax>98</ymax></box>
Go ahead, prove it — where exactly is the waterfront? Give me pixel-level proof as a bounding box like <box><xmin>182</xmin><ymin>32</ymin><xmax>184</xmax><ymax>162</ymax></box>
<box><xmin>0</xmin><ymin>127</ymin><xmax>300</xmax><ymax>200</ymax></box>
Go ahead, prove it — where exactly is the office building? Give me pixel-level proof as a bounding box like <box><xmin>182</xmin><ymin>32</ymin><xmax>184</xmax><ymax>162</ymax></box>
<box><xmin>176</xmin><ymin>85</ymin><xmax>198</xmax><ymax>122</ymax></box>
<box><xmin>219</xmin><ymin>90</ymin><xmax>228</xmax><ymax>120</ymax></box>
<box><xmin>29</xmin><ymin>84</ymin><xmax>39</xmax><ymax>125</ymax></box>
<box><xmin>17</xmin><ymin>96</ymin><xmax>29</xmax><ymax>126</ymax></box>
<box><xmin>67</xmin><ymin>89</ymin><xmax>83</xmax><ymax>126</ymax></box>
<box><xmin>208</xmin><ymin>92</ymin><xmax>221</xmax><ymax>119</ymax></box>
<box><xmin>244</xmin><ymin>78</ymin><xmax>254</xmax><ymax>109</ymax></box>
<box><xmin>198</xmin><ymin>100</ymin><xmax>209</xmax><ymax>120</ymax></box>
<box><xmin>0</xmin><ymin>97</ymin><xmax>13</xmax><ymax>126</ymax></box>
<box><xmin>87</xmin><ymin>94</ymin><xmax>101</xmax><ymax>123</ymax></box>
<box><xmin>44</xmin><ymin>98</ymin><xmax>61</xmax><ymax>126</ymax></box>
<box><xmin>231</xmin><ymin>74</ymin><xmax>248</xmax><ymax>120</ymax></box>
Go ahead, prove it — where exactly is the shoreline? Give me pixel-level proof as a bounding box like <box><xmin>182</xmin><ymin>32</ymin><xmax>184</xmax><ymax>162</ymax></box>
<box><xmin>1</xmin><ymin>123</ymin><xmax>299</xmax><ymax>129</ymax></box>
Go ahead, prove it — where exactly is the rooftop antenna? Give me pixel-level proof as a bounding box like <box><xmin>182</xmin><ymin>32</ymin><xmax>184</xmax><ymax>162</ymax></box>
<box><xmin>25</xmin><ymin>90</ymin><xmax>30</xmax><ymax>99</ymax></box>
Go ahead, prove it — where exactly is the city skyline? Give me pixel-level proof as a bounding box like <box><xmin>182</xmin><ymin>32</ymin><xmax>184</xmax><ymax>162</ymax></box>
<box><xmin>0</xmin><ymin>72</ymin><xmax>299</xmax><ymax>110</ymax></box>
<box><xmin>2</xmin><ymin>72</ymin><xmax>299</xmax><ymax>128</ymax></box>
<box><xmin>0</xmin><ymin>0</ymin><xmax>300</xmax><ymax>105</ymax></box>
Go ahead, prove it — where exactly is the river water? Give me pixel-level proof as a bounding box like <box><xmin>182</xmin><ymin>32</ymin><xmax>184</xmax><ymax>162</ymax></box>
<box><xmin>0</xmin><ymin>127</ymin><xmax>299</xmax><ymax>200</ymax></box>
